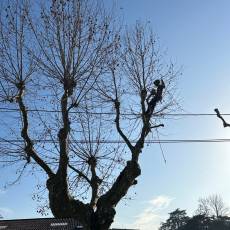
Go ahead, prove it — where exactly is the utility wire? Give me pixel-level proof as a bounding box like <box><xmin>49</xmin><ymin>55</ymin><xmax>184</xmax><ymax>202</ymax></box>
<box><xmin>1</xmin><ymin>138</ymin><xmax>230</xmax><ymax>144</ymax></box>
<box><xmin>0</xmin><ymin>107</ymin><xmax>230</xmax><ymax>116</ymax></box>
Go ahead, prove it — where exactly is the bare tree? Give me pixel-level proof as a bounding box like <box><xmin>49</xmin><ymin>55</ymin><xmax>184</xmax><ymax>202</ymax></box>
<box><xmin>0</xmin><ymin>1</ymin><xmax>178</xmax><ymax>230</ymax></box>
<box><xmin>196</xmin><ymin>194</ymin><xmax>229</xmax><ymax>218</ymax></box>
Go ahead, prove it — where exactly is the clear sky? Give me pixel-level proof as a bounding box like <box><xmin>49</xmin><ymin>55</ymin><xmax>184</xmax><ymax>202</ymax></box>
<box><xmin>1</xmin><ymin>0</ymin><xmax>230</xmax><ymax>230</ymax></box>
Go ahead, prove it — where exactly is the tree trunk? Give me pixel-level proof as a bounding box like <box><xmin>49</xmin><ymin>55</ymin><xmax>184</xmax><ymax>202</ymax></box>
<box><xmin>47</xmin><ymin>175</ymin><xmax>115</xmax><ymax>230</ymax></box>
<box><xmin>46</xmin><ymin>160</ymin><xmax>141</xmax><ymax>230</ymax></box>
<box><xmin>47</xmin><ymin>175</ymin><xmax>92</xmax><ymax>229</ymax></box>
<box><xmin>91</xmin><ymin>207</ymin><xmax>116</xmax><ymax>230</ymax></box>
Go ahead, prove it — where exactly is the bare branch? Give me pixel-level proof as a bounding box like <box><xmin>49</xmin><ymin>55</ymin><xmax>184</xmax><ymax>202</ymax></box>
<box><xmin>196</xmin><ymin>194</ymin><xmax>229</xmax><ymax>218</ymax></box>
<box><xmin>68</xmin><ymin>163</ymin><xmax>91</xmax><ymax>184</ymax></box>
<box><xmin>214</xmin><ymin>108</ymin><xmax>230</xmax><ymax>128</ymax></box>
<box><xmin>151</xmin><ymin>124</ymin><xmax>164</xmax><ymax>129</ymax></box>
<box><xmin>17</xmin><ymin>84</ymin><xmax>54</xmax><ymax>177</ymax></box>
<box><xmin>114</xmin><ymin>99</ymin><xmax>134</xmax><ymax>152</ymax></box>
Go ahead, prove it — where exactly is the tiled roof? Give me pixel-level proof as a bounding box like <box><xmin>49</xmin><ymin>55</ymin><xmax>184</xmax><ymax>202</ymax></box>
<box><xmin>0</xmin><ymin>218</ymin><xmax>138</xmax><ymax>230</ymax></box>
<box><xmin>0</xmin><ymin>218</ymin><xmax>82</xmax><ymax>230</ymax></box>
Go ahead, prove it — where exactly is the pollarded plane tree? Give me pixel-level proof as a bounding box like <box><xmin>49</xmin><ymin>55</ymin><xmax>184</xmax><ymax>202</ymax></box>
<box><xmin>0</xmin><ymin>1</ymin><xmax>178</xmax><ymax>230</ymax></box>
<box><xmin>84</xmin><ymin>22</ymin><xmax>178</xmax><ymax>229</ymax></box>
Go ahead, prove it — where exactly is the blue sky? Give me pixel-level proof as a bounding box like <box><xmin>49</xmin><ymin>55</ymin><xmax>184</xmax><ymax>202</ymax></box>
<box><xmin>1</xmin><ymin>0</ymin><xmax>230</xmax><ymax>230</ymax></box>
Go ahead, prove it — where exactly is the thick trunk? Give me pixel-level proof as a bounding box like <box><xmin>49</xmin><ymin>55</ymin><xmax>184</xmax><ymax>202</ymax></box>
<box><xmin>47</xmin><ymin>175</ymin><xmax>115</xmax><ymax>230</ymax></box>
<box><xmin>91</xmin><ymin>207</ymin><xmax>116</xmax><ymax>230</ymax></box>
<box><xmin>47</xmin><ymin>175</ymin><xmax>93</xmax><ymax>229</ymax></box>
<box><xmin>47</xmin><ymin>161</ymin><xmax>141</xmax><ymax>230</ymax></box>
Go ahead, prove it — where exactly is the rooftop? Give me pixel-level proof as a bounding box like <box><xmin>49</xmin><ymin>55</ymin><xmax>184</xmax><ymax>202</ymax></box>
<box><xmin>0</xmin><ymin>218</ymin><xmax>82</xmax><ymax>230</ymax></box>
<box><xmin>0</xmin><ymin>218</ymin><xmax>138</xmax><ymax>230</ymax></box>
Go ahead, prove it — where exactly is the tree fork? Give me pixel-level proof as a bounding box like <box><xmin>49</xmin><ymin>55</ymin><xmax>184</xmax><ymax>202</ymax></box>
<box><xmin>47</xmin><ymin>175</ymin><xmax>93</xmax><ymax>229</ymax></box>
<box><xmin>47</xmin><ymin>160</ymin><xmax>141</xmax><ymax>230</ymax></box>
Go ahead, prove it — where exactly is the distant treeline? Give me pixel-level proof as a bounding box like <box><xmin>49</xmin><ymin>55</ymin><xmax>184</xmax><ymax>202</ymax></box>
<box><xmin>159</xmin><ymin>194</ymin><xmax>230</xmax><ymax>230</ymax></box>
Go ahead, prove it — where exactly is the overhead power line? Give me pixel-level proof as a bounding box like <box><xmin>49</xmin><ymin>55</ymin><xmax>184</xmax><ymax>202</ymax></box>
<box><xmin>0</xmin><ymin>107</ymin><xmax>230</xmax><ymax>117</ymax></box>
<box><xmin>1</xmin><ymin>138</ymin><xmax>230</xmax><ymax>144</ymax></box>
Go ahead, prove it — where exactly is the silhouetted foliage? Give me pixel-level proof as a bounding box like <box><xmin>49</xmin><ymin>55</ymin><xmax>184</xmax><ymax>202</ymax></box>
<box><xmin>159</xmin><ymin>195</ymin><xmax>230</xmax><ymax>230</ymax></box>
<box><xmin>159</xmin><ymin>209</ymin><xmax>189</xmax><ymax>230</ymax></box>
<box><xmin>159</xmin><ymin>212</ymin><xmax>230</xmax><ymax>230</ymax></box>
<box><xmin>183</xmin><ymin>215</ymin><xmax>230</xmax><ymax>230</ymax></box>
<box><xmin>182</xmin><ymin>215</ymin><xmax>211</xmax><ymax>230</ymax></box>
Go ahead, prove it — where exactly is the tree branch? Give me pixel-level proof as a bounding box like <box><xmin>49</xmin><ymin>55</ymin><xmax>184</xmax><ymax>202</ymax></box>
<box><xmin>57</xmin><ymin>90</ymin><xmax>71</xmax><ymax>176</ymax></box>
<box><xmin>151</xmin><ymin>124</ymin><xmax>164</xmax><ymax>129</ymax></box>
<box><xmin>114</xmin><ymin>100</ymin><xmax>134</xmax><ymax>152</ymax></box>
<box><xmin>96</xmin><ymin>160</ymin><xmax>141</xmax><ymax>208</ymax></box>
<box><xmin>68</xmin><ymin>163</ymin><xmax>91</xmax><ymax>184</ymax></box>
<box><xmin>214</xmin><ymin>108</ymin><xmax>230</xmax><ymax>128</ymax></box>
<box><xmin>17</xmin><ymin>83</ymin><xmax>54</xmax><ymax>177</ymax></box>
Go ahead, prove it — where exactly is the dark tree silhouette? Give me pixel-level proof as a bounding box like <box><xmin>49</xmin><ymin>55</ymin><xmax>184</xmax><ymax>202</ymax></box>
<box><xmin>183</xmin><ymin>215</ymin><xmax>210</xmax><ymax>230</ymax></box>
<box><xmin>0</xmin><ymin>1</ymin><xmax>178</xmax><ymax>229</ymax></box>
<box><xmin>160</xmin><ymin>211</ymin><xmax>230</xmax><ymax>230</ymax></box>
<box><xmin>183</xmin><ymin>215</ymin><xmax>230</xmax><ymax>230</ymax></box>
<box><xmin>159</xmin><ymin>209</ymin><xmax>189</xmax><ymax>230</ymax></box>
<box><xmin>160</xmin><ymin>197</ymin><xmax>230</xmax><ymax>230</ymax></box>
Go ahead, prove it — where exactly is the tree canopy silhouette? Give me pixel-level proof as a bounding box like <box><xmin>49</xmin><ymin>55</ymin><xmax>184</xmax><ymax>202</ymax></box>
<box><xmin>159</xmin><ymin>195</ymin><xmax>230</xmax><ymax>230</ymax></box>
<box><xmin>159</xmin><ymin>209</ymin><xmax>189</xmax><ymax>230</ymax></box>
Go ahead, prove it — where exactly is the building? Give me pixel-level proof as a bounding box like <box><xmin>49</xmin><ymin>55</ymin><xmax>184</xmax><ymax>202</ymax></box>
<box><xmin>0</xmin><ymin>218</ymin><xmax>138</xmax><ymax>230</ymax></box>
<box><xmin>0</xmin><ymin>218</ymin><xmax>82</xmax><ymax>230</ymax></box>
